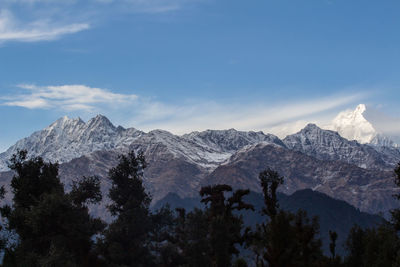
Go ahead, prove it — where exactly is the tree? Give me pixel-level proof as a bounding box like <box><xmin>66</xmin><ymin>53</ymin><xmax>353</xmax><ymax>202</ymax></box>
<box><xmin>179</xmin><ymin>208</ymin><xmax>211</xmax><ymax>267</ymax></box>
<box><xmin>329</xmin><ymin>231</ymin><xmax>338</xmax><ymax>260</ymax></box>
<box><xmin>327</xmin><ymin>230</ymin><xmax>342</xmax><ymax>266</ymax></box>
<box><xmin>199</xmin><ymin>185</ymin><xmax>254</xmax><ymax>267</ymax></box>
<box><xmin>148</xmin><ymin>205</ymin><xmax>177</xmax><ymax>266</ymax></box>
<box><xmin>391</xmin><ymin>162</ymin><xmax>400</xmax><ymax>231</ymax></box>
<box><xmin>259</xmin><ymin>169</ymin><xmax>283</xmax><ymax>219</ymax></box>
<box><xmin>166</xmin><ymin>185</ymin><xmax>254</xmax><ymax>267</ymax></box>
<box><xmin>99</xmin><ymin>151</ymin><xmax>155</xmax><ymax>266</ymax></box>
<box><xmin>344</xmin><ymin>223</ymin><xmax>399</xmax><ymax>267</ymax></box>
<box><xmin>247</xmin><ymin>169</ymin><xmax>324</xmax><ymax>267</ymax></box>
<box><xmin>0</xmin><ymin>150</ymin><xmax>105</xmax><ymax>266</ymax></box>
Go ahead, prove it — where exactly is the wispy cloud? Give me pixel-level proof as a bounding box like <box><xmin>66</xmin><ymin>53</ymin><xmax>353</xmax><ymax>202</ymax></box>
<box><xmin>0</xmin><ymin>9</ymin><xmax>89</xmax><ymax>43</ymax></box>
<box><xmin>0</xmin><ymin>84</ymin><xmax>367</xmax><ymax>137</ymax></box>
<box><xmin>1</xmin><ymin>0</ymin><xmax>204</xmax><ymax>44</ymax></box>
<box><xmin>132</xmin><ymin>93</ymin><xmax>366</xmax><ymax>136</ymax></box>
<box><xmin>1</xmin><ymin>84</ymin><xmax>138</xmax><ymax>111</ymax></box>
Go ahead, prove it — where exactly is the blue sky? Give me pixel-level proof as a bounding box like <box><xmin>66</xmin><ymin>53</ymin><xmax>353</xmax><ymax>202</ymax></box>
<box><xmin>0</xmin><ymin>0</ymin><xmax>400</xmax><ymax>151</ymax></box>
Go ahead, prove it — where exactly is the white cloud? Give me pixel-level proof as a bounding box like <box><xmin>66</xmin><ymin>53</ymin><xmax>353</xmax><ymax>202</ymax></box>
<box><xmin>0</xmin><ymin>83</ymin><xmax>367</xmax><ymax>137</ymax></box>
<box><xmin>128</xmin><ymin>93</ymin><xmax>366</xmax><ymax>137</ymax></box>
<box><xmin>0</xmin><ymin>9</ymin><xmax>89</xmax><ymax>43</ymax></box>
<box><xmin>0</xmin><ymin>0</ymin><xmax>204</xmax><ymax>44</ymax></box>
<box><xmin>1</xmin><ymin>84</ymin><xmax>138</xmax><ymax>111</ymax></box>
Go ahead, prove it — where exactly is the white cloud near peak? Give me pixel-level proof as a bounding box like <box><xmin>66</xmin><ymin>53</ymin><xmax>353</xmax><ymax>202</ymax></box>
<box><xmin>0</xmin><ymin>83</ymin><xmax>367</xmax><ymax>138</ymax></box>
<box><xmin>1</xmin><ymin>84</ymin><xmax>138</xmax><ymax>111</ymax></box>
<box><xmin>0</xmin><ymin>9</ymin><xmax>89</xmax><ymax>43</ymax></box>
<box><xmin>128</xmin><ymin>93</ymin><xmax>366</xmax><ymax>137</ymax></box>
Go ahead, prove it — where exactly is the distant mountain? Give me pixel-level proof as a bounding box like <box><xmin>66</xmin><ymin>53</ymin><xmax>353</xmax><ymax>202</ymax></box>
<box><xmin>0</xmin><ymin>113</ymin><xmax>399</xmax><ymax>218</ymax></box>
<box><xmin>153</xmin><ymin>189</ymin><xmax>384</xmax><ymax>256</ymax></box>
<box><xmin>283</xmin><ymin>123</ymin><xmax>400</xmax><ymax>170</ymax></box>
<box><xmin>0</xmin><ymin>116</ymin><xmax>283</xmax><ymax>173</ymax></box>
<box><xmin>204</xmin><ymin>143</ymin><xmax>398</xmax><ymax>215</ymax></box>
<box><xmin>0</xmin><ymin>115</ymin><xmax>144</xmax><ymax>171</ymax></box>
<box><xmin>326</xmin><ymin>104</ymin><xmax>400</xmax><ymax>147</ymax></box>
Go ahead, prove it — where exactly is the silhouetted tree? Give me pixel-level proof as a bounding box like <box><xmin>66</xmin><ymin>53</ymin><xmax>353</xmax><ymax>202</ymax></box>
<box><xmin>0</xmin><ymin>150</ymin><xmax>105</xmax><ymax>266</ymax></box>
<box><xmin>149</xmin><ymin>205</ymin><xmax>177</xmax><ymax>266</ymax></box>
<box><xmin>259</xmin><ymin>169</ymin><xmax>283</xmax><ymax>218</ymax></box>
<box><xmin>329</xmin><ymin>231</ymin><xmax>338</xmax><ymax>260</ymax></box>
<box><xmin>199</xmin><ymin>184</ymin><xmax>254</xmax><ymax>267</ymax></box>
<box><xmin>247</xmin><ymin>168</ymin><xmax>324</xmax><ymax>267</ymax></box>
<box><xmin>99</xmin><ymin>151</ymin><xmax>155</xmax><ymax>266</ymax></box>
<box><xmin>344</xmin><ymin>223</ymin><xmax>399</xmax><ymax>267</ymax></box>
<box><xmin>391</xmin><ymin>162</ymin><xmax>400</xmax><ymax>231</ymax></box>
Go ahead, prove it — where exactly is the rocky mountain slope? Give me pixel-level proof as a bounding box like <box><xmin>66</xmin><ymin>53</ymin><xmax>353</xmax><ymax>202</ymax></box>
<box><xmin>283</xmin><ymin>123</ymin><xmax>400</xmax><ymax>170</ymax></box>
<box><xmin>0</xmin><ymin>116</ymin><xmax>283</xmax><ymax>173</ymax></box>
<box><xmin>204</xmin><ymin>143</ymin><xmax>398</xmax><ymax>215</ymax></box>
<box><xmin>0</xmin><ymin>111</ymin><xmax>399</xmax><ymax>218</ymax></box>
<box><xmin>0</xmin><ymin>115</ymin><xmax>144</xmax><ymax>171</ymax></box>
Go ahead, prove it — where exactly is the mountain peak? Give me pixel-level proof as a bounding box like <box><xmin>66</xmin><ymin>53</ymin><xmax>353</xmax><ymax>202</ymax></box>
<box><xmin>289</xmin><ymin>123</ymin><xmax>341</xmax><ymax>142</ymax></box>
<box><xmin>87</xmin><ymin>114</ymin><xmax>115</xmax><ymax>130</ymax></box>
<box><xmin>52</xmin><ymin>115</ymin><xmax>71</xmax><ymax>125</ymax></box>
<box><xmin>328</xmin><ymin>104</ymin><xmax>376</xmax><ymax>144</ymax></box>
<box><xmin>47</xmin><ymin>115</ymin><xmax>85</xmax><ymax>131</ymax></box>
<box><xmin>355</xmin><ymin>103</ymin><xmax>367</xmax><ymax>114</ymax></box>
<box><xmin>302</xmin><ymin>123</ymin><xmax>320</xmax><ymax>131</ymax></box>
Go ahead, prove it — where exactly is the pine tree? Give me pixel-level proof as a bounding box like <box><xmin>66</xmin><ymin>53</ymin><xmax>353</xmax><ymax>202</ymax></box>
<box><xmin>329</xmin><ymin>231</ymin><xmax>338</xmax><ymax>260</ymax></box>
<box><xmin>0</xmin><ymin>150</ymin><xmax>105</xmax><ymax>266</ymax></box>
<box><xmin>99</xmin><ymin>151</ymin><xmax>155</xmax><ymax>266</ymax></box>
<box><xmin>392</xmin><ymin>162</ymin><xmax>400</xmax><ymax>231</ymax></box>
<box><xmin>199</xmin><ymin>185</ymin><xmax>254</xmax><ymax>267</ymax></box>
<box><xmin>344</xmin><ymin>223</ymin><xmax>399</xmax><ymax>267</ymax></box>
<box><xmin>247</xmin><ymin>168</ymin><xmax>324</xmax><ymax>267</ymax></box>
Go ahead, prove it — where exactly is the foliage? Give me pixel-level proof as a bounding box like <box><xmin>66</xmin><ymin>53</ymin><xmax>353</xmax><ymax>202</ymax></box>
<box><xmin>0</xmin><ymin>150</ymin><xmax>105</xmax><ymax>267</ymax></box>
<box><xmin>199</xmin><ymin>185</ymin><xmax>254</xmax><ymax>267</ymax></box>
<box><xmin>246</xmin><ymin>168</ymin><xmax>326</xmax><ymax>267</ymax></box>
<box><xmin>344</xmin><ymin>223</ymin><xmax>399</xmax><ymax>267</ymax></box>
<box><xmin>392</xmin><ymin>162</ymin><xmax>400</xmax><ymax>231</ymax></box>
<box><xmin>1</xmin><ymin>151</ymin><xmax>400</xmax><ymax>266</ymax></box>
<box><xmin>98</xmin><ymin>151</ymin><xmax>155</xmax><ymax>266</ymax></box>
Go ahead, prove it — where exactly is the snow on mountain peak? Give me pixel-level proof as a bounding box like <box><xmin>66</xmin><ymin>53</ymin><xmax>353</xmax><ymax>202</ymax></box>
<box><xmin>0</xmin><ymin>115</ymin><xmax>143</xmax><ymax>171</ymax></box>
<box><xmin>355</xmin><ymin>103</ymin><xmax>367</xmax><ymax>113</ymax></box>
<box><xmin>302</xmin><ymin>123</ymin><xmax>322</xmax><ymax>132</ymax></box>
<box><xmin>324</xmin><ymin>104</ymin><xmax>400</xmax><ymax>147</ymax></box>
<box><xmin>327</xmin><ymin>104</ymin><xmax>377</xmax><ymax>144</ymax></box>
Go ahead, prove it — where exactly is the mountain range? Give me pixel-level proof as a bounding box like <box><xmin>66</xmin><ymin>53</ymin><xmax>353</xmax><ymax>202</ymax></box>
<box><xmin>0</xmin><ymin>104</ymin><xmax>399</xmax><ymax>220</ymax></box>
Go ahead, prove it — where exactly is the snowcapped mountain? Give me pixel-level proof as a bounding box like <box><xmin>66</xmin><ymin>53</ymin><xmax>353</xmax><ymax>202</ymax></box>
<box><xmin>1</xmin><ymin>111</ymin><xmax>398</xmax><ymax>173</ymax></box>
<box><xmin>127</xmin><ymin>128</ymin><xmax>284</xmax><ymax>172</ymax></box>
<box><xmin>283</xmin><ymin>123</ymin><xmax>400</xmax><ymax>170</ymax></box>
<box><xmin>182</xmin><ymin>129</ymin><xmax>285</xmax><ymax>152</ymax></box>
<box><xmin>0</xmin><ymin>115</ymin><xmax>144</xmax><ymax>171</ymax></box>
<box><xmin>0</xmin><ymin>112</ymin><xmax>399</xmax><ymax>216</ymax></box>
<box><xmin>0</xmin><ymin>115</ymin><xmax>284</xmax><ymax>172</ymax></box>
<box><xmin>327</xmin><ymin>104</ymin><xmax>400</xmax><ymax>147</ymax></box>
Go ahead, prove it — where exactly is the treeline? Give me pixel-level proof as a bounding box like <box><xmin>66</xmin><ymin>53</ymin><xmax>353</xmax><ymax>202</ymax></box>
<box><xmin>0</xmin><ymin>150</ymin><xmax>399</xmax><ymax>267</ymax></box>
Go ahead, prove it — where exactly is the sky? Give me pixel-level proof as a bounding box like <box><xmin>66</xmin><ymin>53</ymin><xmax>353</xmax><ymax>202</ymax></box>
<box><xmin>0</xmin><ymin>0</ymin><xmax>400</xmax><ymax>152</ymax></box>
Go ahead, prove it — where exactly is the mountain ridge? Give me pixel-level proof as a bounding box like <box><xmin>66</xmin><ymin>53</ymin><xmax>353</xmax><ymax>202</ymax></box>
<box><xmin>0</xmin><ymin>110</ymin><xmax>399</xmax><ymax>217</ymax></box>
